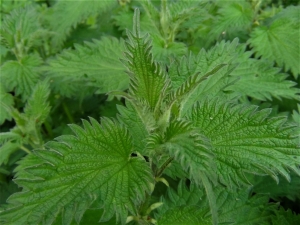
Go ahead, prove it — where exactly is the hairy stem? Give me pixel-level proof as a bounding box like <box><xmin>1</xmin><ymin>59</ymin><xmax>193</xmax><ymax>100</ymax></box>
<box><xmin>156</xmin><ymin>156</ymin><xmax>174</xmax><ymax>177</ymax></box>
<box><xmin>20</xmin><ymin>145</ymin><xmax>31</xmax><ymax>154</ymax></box>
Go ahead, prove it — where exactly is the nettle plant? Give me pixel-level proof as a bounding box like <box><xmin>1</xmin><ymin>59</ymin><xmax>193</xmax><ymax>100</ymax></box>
<box><xmin>1</xmin><ymin>8</ymin><xmax>300</xmax><ymax>225</ymax></box>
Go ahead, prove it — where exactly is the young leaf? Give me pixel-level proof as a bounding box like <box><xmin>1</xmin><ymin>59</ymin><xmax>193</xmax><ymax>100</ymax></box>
<box><xmin>160</xmin><ymin>180</ymin><xmax>204</xmax><ymax>211</ymax></box>
<box><xmin>167</xmin><ymin>63</ymin><xmax>227</xmax><ymax>116</ymax></box>
<box><xmin>147</xmin><ymin>119</ymin><xmax>218</xmax><ymax>223</ymax></box>
<box><xmin>187</xmin><ymin>98</ymin><xmax>300</xmax><ymax>186</ymax></box>
<box><xmin>163</xmin><ymin>159</ymin><xmax>189</xmax><ymax>180</ymax></box>
<box><xmin>156</xmin><ymin>180</ymin><xmax>211</xmax><ymax>225</ymax></box>
<box><xmin>117</xmin><ymin>102</ymin><xmax>149</xmax><ymax>155</ymax></box>
<box><xmin>0</xmin><ymin>118</ymin><xmax>154</xmax><ymax>225</ymax></box>
<box><xmin>147</xmin><ymin>119</ymin><xmax>214</xmax><ymax>177</ymax></box>
<box><xmin>249</xmin><ymin>8</ymin><xmax>300</xmax><ymax>78</ymax></box>
<box><xmin>2</xmin><ymin>81</ymin><xmax>51</xmax><ymax>148</ymax></box>
<box><xmin>123</xmin><ymin>8</ymin><xmax>170</xmax><ymax>111</ymax></box>
<box><xmin>168</xmin><ymin>39</ymin><xmax>243</xmax><ymax>115</ymax></box>
<box><xmin>24</xmin><ymin>81</ymin><xmax>51</xmax><ymax>126</ymax></box>
<box><xmin>151</xmin><ymin>34</ymin><xmax>188</xmax><ymax>63</ymax></box>
<box><xmin>0</xmin><ymin>5</ymin><xmax>47</xmax><ymax>58</ymax></box>
<box><xmin>0</xmin><ymin>54</ymin><xmax>43</xmax><ymax>101</ymax></box>
<box><xmin>45</xmin><ymin>37</ymin><xmax>127</xmax><ymax>97</ymax></box>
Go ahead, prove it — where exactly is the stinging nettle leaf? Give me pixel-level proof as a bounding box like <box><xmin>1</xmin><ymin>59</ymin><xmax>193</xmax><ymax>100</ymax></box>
<box><xmin>24</xmin><ymin>81</ymin><xmax>51</xmax><ymax>126</ymax></box>
<box><xmin>0</xmin><ymin>118</ymin><xmax>154</xmax><ymax>225</ymax></box>
<box><xmin>0</xmin><ymin>84</ymin><xmax>14</xmax><ymax>125</ymax></box>
<box><xmin>157</xmin><ymin>205</ymin><xmax>211</xmax><ymax>225</ymax></box>
<box><xmin>147</xmin><ymin>119</ymin><xmax>219</xmax><ymax>224</ymax></box>
<box><xmin>209</xmin><ymin>0</ymin><xmax>254</xmax><ymax>41</ymax></box>
<box><xmin>0</xmin><ymin>5</ymin><xmax>48</xmax><ymax>57</ymax></box>
<box><xmin>216</xmin><ymin>187</ymin><xmax>275</xmax><ymax>224</ymax></box>
<box><xmin>187</xmin><ymin>98</ymin><xmax>300</xmax><ymax>186</ymax></box>
<box><xmin>45</xmin><ymin>37</ymin><xmax>127</xmax><ymax>98</ymax></box>
<box><xmin>0</xmin><ymin>54</ymin><xmax>43</xmax><ymax>101</ymax></box>
<box><xmin>156</xmin><ymin>181</ymin><xmax>209</xmax><ymax>225</ymax></box>
<box><xmin>123</xmin><ymin>8</ymin><xmax>170</xmax><ymax>112</ymax></box>
<box><xmin>227</xmin><ymin>59</ymin><xmax>299</xmax><ymax>101</ymax></box>
<box><xmin>249</xmin><ymin>8</ymin><xmax>300</xmax><ymax>78</ymax></box>
<box><xmin>47</xmin><ymin>0</ymin><xmax>117</xmax><ymax>48</ymax></box>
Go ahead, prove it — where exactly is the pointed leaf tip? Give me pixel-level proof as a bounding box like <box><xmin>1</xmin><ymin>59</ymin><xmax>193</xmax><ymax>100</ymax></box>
<box><xmin>133</xmin><ymin>8</ymin><xmax>141</xmax><ymax>37</ymax></box>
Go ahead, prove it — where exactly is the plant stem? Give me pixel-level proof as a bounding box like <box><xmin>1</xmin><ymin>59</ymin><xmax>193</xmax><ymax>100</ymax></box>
<box><xmin>20</xmin><ymin>145</ymin><xmax>31</xmax><ymax>154</ymax></box>
<box><xmin>156</xmin><ymin>156</ymin><xmax>174</xmax><ymax>177</ymax></box>
<box><xmin>139</xmin><ymin>192</ymin><xmax>152</xmax><ymax>216</ymax></box>
<box><xmin>62</xmin><ymin>102</ymin><xmax>74</xmax><ymax>123</ymax></box>
<box><xmin>44</xmin><ymin>120</ymin><xmax>53</xmax><ymax>138</ymax></box>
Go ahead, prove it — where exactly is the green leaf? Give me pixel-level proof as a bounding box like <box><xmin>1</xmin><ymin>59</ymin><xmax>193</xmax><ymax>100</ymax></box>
<box><xmin>227</xmin><ymin>59</ymin><xmax>299</xmax><ymax>101</ymax></box>
<box><xmin>0</xmin><ymin>132</ymin><xmax>22</xmax><ymax>145</ymax></box>
<box><xmin>249</xmin><ymin>9</ymin><xmax>300</xmax><ymax>78</ymax></box>
<box><xmin>157</xmin><ymin>206</ymin><xmax>211</xmax><ymax>225</ymax></box>
<box><xmin>168</xmin><ymin>39</ymin><xmax>243</xmax><ymax>115</ymax></box>
<box><xmin>268</xmin><ymin>5</ymin><xmax>300</xmax><ymax>24</ymax></box>
<box><xmin>124</xmin><ymin>8</ymin><xmax>170</xmax><ymax>111</ymax></box>
<box><xmin>151</xmin><ymin>34</ymin><xmax>187</xmax><ymax>63</ymax></box>
<box><xmin>217</xmin><ymin>188</ymin><xmax>274</xmax><ymax>224</ymax></box>
<box><xmin>251</xmin><ymin>171</ymin><xmax>300</xmax><ymax>201</ymax></box>
<box><xmin>160</xmin><ymin>180</ymin><xmax>204</xmax><ymax>210</ymax></box>
<box><xmin>210</xmin><ymin>0</ymin><xmax>254</xmax><ymax>41</ymax></box>
<box><xmin>115</xmin><ymin>2</ymin><xmax>189</xmax><ymax>63</ymax></box>
<box><xmin>0</xmin><ymin>5</ymin><xmax>48</xmax><ymax>57</ymax></box>
<box><xmin>291</xmin><ymin>104</ymin><xmax>300</xmax><ymax>135</ymax></box>
<box><xmin>45</xmin><ymin>37</ymin><xmax>127</xmax><ymax>98</ymax></box>
<box><xmin>156</xmin><ymin>181</ymin><xmax>208</xmax><ymax>224</ymax></box>
<box><xmin>0</xmin><ymin>118</ymin><xmax>154</xmax><ymax>225</ymax></box>
<box><xmin>147</xmin><ymin>119</ymin><xmax>218</xmax><ymax>224</ymax></box>
<box><xmin>163</xmin><ymin>159</ymin><xmax>189</xmax><ymax>180</ymax></box>
<box><xmin>147</xmin><ymin>119</ymin><xmax>214</xmax><ymax>177</ymax></box>
<box><xmin>0</xmin><ymin>85</ymin><xmax>14</xmax><ymax>125</ymax></box>
<box><xmin>0</xmin><ymin>54</ymin><xmax>43</xmax><ymax>101</ymax></box>
<box><xmin>270</xmin><ymin>208</ymin><xmax>300</xmax><ymax>225</ymax></box>
<box><xmin>169</xmin><ymin>38</ymin><xmax>299</xmax><ymax>112</ymax></box>
<box><xmin>24</xmin><ymin>81</ymin><xmax>51</xmax><ymax>126</ymax></box>
<box><xmin>0</xmin><ymin>142</ymin><xmax>20</xmax><ymax>166</ymax></box>
<box><xmin>117</xmin><ymin>102</ymin><xmax>149</xmax><ymax>155</ymax></box>
<box><xmin>4</xmin><ymin>81</ymin><xmax>51</xmax><ymax>148</ymax></box>
<box><xmin>0</xmin><ymin>0</ymin><xmax>33</xmax><ymax>14</ymax></box>
<box><xmin>187</xmin><ymin>98</ymin><xmax>300</xmax><ymax>186</ymax></box>
<box><xmin>167</xmin><ymin>63</ymin><xmax>227</xmax><ymax>117</ymax></box>
<box><xmin>157</xmin><ymin>182</ymin><xmax>276</xmax><ymax>225</ymax></box>
<box><xmin>113</xmin><ymin>3</ymin><xmax>159</xmax><ymax>36</ymax></box>
<box><xmin>47</xmin><ymin>0</ymin><xmax>117</xmax><ymax>47</ymax></box>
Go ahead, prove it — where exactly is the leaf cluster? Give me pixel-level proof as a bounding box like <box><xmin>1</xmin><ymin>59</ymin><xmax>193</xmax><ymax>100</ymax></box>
<box><xmin>0</xmin><ymin>1</ymin><xmax>299</xmax><ymax>225</ymax></box>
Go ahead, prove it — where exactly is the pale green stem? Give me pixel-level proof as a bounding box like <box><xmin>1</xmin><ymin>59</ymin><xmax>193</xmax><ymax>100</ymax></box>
<box><xmin>62</xmin><ymin>102</ymin><xmax>74</xmax><ymax>123</ymax></box>
<box><xmin>20</xmin><ymin>145</ymin><xmax>31</xmax><ymax>154</ymax></box>
<box><xmin>156</xmin><ymin>156</ymin><xmax>174</xmax><ymax>177</ymax></box>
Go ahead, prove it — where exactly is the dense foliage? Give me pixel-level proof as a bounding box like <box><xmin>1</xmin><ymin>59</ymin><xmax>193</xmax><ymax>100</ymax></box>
<box><xmin>0</xmin><ymin>0</ymin><xmax>299</xmax><ymax>224</ymax></box>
